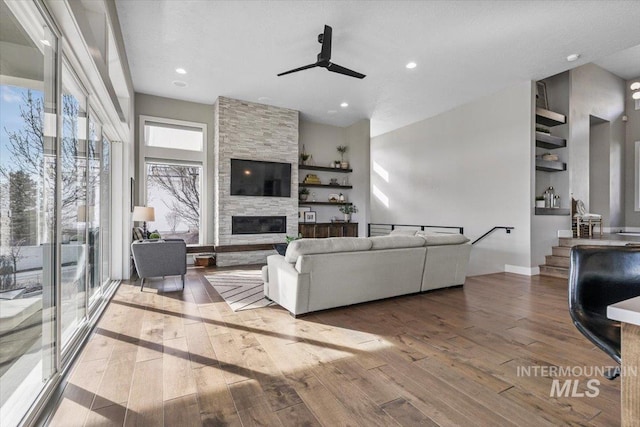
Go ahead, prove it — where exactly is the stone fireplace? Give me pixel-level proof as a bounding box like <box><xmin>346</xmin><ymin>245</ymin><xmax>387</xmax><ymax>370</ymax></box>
<box><xmin>214</xmin><ymin>97</ymin><xmax>299</xmax><ymax>266</ymax></box>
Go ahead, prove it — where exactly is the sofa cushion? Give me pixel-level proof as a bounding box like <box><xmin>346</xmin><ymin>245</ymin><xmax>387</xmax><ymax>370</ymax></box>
<box><xmin>417</xmin><ymin>231</ymin><xmax>470</xmax><ymax>246</ymax></box>
<box><xmin>284</xmin><ymin>237</ymin><xmax>372</xmax><ymax>263</ymax></box>
<box><xmin>389</xmin><ymin>229</ymin><xmax>418</xmax><ymax>236</ymax></box>
<box><xmin>369</xmin><ymin>235</ymin><xmax>426</xmax><ymax>250</ymax></box>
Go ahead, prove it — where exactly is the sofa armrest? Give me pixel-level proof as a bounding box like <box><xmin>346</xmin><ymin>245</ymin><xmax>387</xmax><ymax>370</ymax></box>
<box><xmin>266</xmin><ymin>255</ymin><xmax>311</xmax><ymax>315</ymax></box>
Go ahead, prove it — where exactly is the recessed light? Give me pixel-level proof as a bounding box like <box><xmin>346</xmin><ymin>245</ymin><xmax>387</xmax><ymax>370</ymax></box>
<box><xmin>633</xmin><ymin>91</ymin><xmax>640</xmax><ymax>100</ymax></box>
<box><xmin>340</xmin><ymin>102</ymin><xmax>348</xmax><ymax>108</ymax></box>
<box><xmin>175</xmin><ymin>68</ymin><xmax>187</xmax><ymax>74</ymax></box>
<box><xmin>327</xmin><ymin>110</ymin><xmax>337</xmax><ymax>114</ymax></box>
<box><xmin>40</xmin><ymin>39</ymin><xmax>51</xmax><ymax>46</ymax></box>
<box><xmin>172</xmin><ymin>80</ymin><xmax>187</xmax><ymax>87</ymax></box>
<box><xmin>566</xmin><ymin>53</ymin><xmax>580</xmax><ymax>62</ymax></box>
<box><xmin>631</xmin><ymin>82</ymin><xmax>640</xmax><ymax>91</ymax></box>
<box><xmin>406</xmin><ymin>62</ymin><xmax>417</xmax><ymax>69</ymax></box>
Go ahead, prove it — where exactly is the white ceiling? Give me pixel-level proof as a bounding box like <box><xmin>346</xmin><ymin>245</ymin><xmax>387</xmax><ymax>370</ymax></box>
<box><xmin>115</xmin><ymin>0</ymin><xmax>640</xmax><ymax>137</ymax></box>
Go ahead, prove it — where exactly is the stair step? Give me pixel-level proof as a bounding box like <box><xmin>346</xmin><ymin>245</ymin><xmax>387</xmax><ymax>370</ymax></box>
<box><xmin>552</xmin><ymin>246</ymin><xmax>571</xmax><ymax>257</ymax></box>
<box><xmin>545</xmin><ymin>255</ymin><xmax>570</xmax><ymax>268</ymax></box>
<box><xmin>539</xmin><ymin>265</ymin><xmax>569</xmax><ymax>279</ymax></box>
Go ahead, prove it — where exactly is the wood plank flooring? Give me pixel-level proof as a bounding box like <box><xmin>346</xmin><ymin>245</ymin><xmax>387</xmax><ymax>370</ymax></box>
<box><xmin>47</xmin><ymin>269</ymin><xmax>620</xmax><ymax>426</ymax></box>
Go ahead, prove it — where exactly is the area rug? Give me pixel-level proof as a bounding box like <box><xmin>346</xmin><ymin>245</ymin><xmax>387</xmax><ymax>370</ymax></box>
<box><xmin>204</xmin><ymin>270</ymin><xmax>276</xmax><ymax>312</ymax></box>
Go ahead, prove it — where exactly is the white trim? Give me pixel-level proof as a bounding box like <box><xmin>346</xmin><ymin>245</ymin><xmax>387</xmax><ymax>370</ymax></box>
<box><xmin>505</xmin><ymin>264</ymin><xmax>540</xmax><ymax>276</ymax></box>
<box><xmin>557</xmin><ymin>229</ymin><xmax>572</xmax><ymax>238</ymax></box>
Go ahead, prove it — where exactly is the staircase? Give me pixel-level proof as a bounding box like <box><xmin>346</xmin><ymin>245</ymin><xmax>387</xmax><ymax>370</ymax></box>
<box><xmin>539</xmin><ymin>238</ymin><xmax>572</xmax><ymax>279</ymax></box>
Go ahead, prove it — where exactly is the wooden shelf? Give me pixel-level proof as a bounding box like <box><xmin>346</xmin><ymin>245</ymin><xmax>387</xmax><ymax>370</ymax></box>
<box><xmin>535</xmin><ymin>132</ymin><xmax>566</xmax><ymax>150</ymax></box>
<box><xmin>536</xmin><ymin>159</ymin><xmax>566</xmax><ymax>172</ymax></box>
<box><xmin>299</xmin><ymin>165</ymin><xmax>352</xmax><ymax>173</ymax></box>
<box><xmin>299</xmin><ymin>183</ymin><xmax>352</xmax><ymax>189</ymax></box>
<box><xmin>535</xmin><ymin>207</ymin><xmax>570</xmax><ymax>216</ymax></box>
<box><xmin>536</xmin><ymin>108</ymin><xmax>566</xmax><ymax>127</ymax></box>
<box><xmin>298</xmin><ymin>201</ymin><xmax>352</xmax><ymax>206</ymax></box>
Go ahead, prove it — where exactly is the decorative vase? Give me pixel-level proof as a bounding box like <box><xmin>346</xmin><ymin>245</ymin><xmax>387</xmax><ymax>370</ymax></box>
<box><xmin>300</xmin><ymin>194</ymin><xmax>308</xmax><ymax>201</ymax></box>
<box><xmin>341</xmin><ymin>161</ymin><xmax>349</xmax><ymax>169</ymax></box>
<box><xmin>344</xmin><ymin>213</ymin><xmax>351</xmax><ymax>222</ymax></box>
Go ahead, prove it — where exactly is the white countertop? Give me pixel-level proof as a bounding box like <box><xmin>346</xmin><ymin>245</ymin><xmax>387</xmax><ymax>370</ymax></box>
<box><xmin>608</xmin><ymin>296</ymin><xmax>640</xmax><ymax>326</ymax></box>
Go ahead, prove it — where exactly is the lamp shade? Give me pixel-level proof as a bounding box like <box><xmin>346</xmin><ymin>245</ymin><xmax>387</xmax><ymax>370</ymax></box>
<box><xmin>132</xmin><ymin>206</ymin><xmax>155</xmax><ymax>222</ymax></box>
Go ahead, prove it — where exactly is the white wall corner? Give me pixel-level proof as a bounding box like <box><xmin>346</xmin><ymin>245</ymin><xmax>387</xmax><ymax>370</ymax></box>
<box><xmin>505</xmin><ymin>264</ymin><xmax>540</xmax><ymax>276</ymax></box>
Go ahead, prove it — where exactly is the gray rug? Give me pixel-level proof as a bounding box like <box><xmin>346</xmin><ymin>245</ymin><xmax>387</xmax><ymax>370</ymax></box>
<box><xmin>204</xmin><ymin>270</ymin><xmax>275</xmax><ymax>311</ymax></box>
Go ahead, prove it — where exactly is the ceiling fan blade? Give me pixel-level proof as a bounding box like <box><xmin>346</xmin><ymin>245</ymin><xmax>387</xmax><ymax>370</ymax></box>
<box><xmin>326</xmin><ymin>62</ymin><xmax>366</xmax><ymax>79</ymax></box>
<box><xmin>277</xmin><ymin>63</ymin><xmax>318</xmax><ymax>77</ymax></box>
<box><xmin>320</xmin><ymin>25</ymin><xmax>332</xmax><ymax>60</ymax></box>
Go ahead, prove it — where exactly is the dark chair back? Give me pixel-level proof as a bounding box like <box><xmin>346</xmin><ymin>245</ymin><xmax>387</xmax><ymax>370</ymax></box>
<box><xmin>569</xmin><ymin>245</ymin><xmax>640</xmax><ymax>364</ymax></box>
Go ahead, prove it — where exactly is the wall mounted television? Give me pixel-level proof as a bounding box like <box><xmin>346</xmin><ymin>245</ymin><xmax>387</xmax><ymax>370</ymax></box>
<box><xmin>230</xmin><ymin>159</ymin><xmax>292</xmax><ymax>197</ymax></box>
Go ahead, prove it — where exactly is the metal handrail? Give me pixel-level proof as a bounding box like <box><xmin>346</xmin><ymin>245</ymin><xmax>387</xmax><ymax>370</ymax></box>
<box><xmin>368</xmin><ymin>223</ymin><xmax>464</xmax><ymax>236</ymax></box>
<box><xmin>472</xmin><ymin>226</ymin><xmax>514</xmax><ymax>245</ymax></box>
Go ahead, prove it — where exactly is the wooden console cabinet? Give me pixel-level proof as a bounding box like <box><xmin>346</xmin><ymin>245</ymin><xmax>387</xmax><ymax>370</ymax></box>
<box><xmin>299</xmin><ymin>222</ymin><xmax>358</xmax><ymax>238</ymax></box>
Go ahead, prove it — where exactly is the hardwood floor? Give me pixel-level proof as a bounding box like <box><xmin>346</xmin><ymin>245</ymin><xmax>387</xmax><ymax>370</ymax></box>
<box><xmin>47</xmin><ymin>268</ymin><xmax>620</xmax><ymax>426</ymax></box>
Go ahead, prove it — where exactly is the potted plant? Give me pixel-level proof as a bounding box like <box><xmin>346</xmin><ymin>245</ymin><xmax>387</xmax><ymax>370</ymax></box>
<box><xmin>300</xmin><ymin>153</ymin><xmax>311</xmax><ymax>165</ymax></box>
<box><xmin>338</xmin><ymin>204</ymin><xmax>358</xmax><ymax>222</ymax></box>
<box><xmin>337</xmin><ymin>145</ymin><xmax>349</xmax><ymax>168</ymax></box>
<box><xmin>334</xmin><ymin>160</ymin><xmax>341</xmax><ymax>168</ymax></box>
<box><xmin>299</xmin><ymin>187</ymin><xmax>310</xmax><ymax>201</ymax></box>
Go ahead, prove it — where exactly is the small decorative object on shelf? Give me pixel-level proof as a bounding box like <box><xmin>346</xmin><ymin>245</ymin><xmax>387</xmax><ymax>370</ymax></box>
<box><xmin>311</xmin><ymin>191</ymin><xmax>317</xmax><ymax>202</ymax></box>
<box><xmin>338</xmin><ymin>204</ymin><xmax>358</xmax><ymax>222</ymax></box>
<box><xmin>330</xmin><ymin>178</ymin><xmax>338</xmax><ymax>185</ymax></box>
<box><xmin>337</xmin><ymin>145</ymin><xmax>349</xmax><ymax>169</ymax></box>
<box><xmin>299</xmin><ymin>187</ymin><xmax>310</xmax><ymax>201</ymax></box>
<box><xmin>303</xmin><ymin>174</ymin><xmax>321</xmax><ymax>184</ymax></box>
<box><xmin>328</xmin><ymin>193</ymin><xmax>339</xmax><ymax>203</ymax></box>
<box><xmin>334</xmin><ymin>160</ymin><xmax>341</xmax><ymax>168</ymax></box>
<box><xmin>339</xmin><ymin>193</ymin><xmax>345</xmax><ymax>202</ymax></box>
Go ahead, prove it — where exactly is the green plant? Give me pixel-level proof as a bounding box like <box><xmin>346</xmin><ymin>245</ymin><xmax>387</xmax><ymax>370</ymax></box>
<box><xmin>286</xmin><ymin>234</ymin><xmax>302</xmax><ymax>244</ymax></box>
<box><xmin>300</xmin><ymin>153</ymin><xmax>310</xmax><ymax>162</ymax></box>
<box><xmin>338</xmin><ymin>204</ymin><xmax>358</xmax><ymax>215</ymax></box>
<box><xmin>149</xmin><ymin>232</ymin><xmax>161</xmax><ymax>239</ymax></box>
<box><xmin>299</xmin><ymin>187</ymin><xmax>310</xmax><ymax>195</ymax></box>
<box><xmin>337</xmin><ymin>145</ymin><xmax>348</xmax><ymax>162</ymax></box>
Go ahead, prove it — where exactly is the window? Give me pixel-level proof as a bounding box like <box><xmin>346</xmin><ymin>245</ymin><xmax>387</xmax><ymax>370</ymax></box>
<box><xmin>144</xmin><ymin>120</ymin><xmax>203</xmax><ymax>151</ymax></box>
<box><xmin>140</xmin><ymin>116</ymin><xmax>207</xmax><ymax>244</ymax></box>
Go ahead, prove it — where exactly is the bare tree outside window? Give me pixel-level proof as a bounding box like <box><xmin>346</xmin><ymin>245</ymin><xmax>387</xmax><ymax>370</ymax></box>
<box><xmin>146</xmin><ymin>164</ymin><xmax>201</xmax><ymax>243</ymax></box>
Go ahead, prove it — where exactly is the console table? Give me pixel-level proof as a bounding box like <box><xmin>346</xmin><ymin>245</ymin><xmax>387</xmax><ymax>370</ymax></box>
<box><xmin>299</xmin><ymin>222</ymin><xmax>358</xmax><ymax>238</ymax></box>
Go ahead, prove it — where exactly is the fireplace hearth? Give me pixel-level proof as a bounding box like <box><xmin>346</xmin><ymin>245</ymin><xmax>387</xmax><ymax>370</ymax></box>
<box><xmin>232</xmin><ymin>216</ymin><xmax>287</xmax><ymax>234</ymax></box>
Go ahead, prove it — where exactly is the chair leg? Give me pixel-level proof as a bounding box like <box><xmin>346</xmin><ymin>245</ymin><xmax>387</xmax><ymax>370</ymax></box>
<box><xmin>140</xmin><ymin>277</ymin><xmax>145</xmax><ymax>291</ymax></box>
<box><xmin>181</xmin><ymin>275</ymin><xmax>185</xmax><ymax>289</ymax></box>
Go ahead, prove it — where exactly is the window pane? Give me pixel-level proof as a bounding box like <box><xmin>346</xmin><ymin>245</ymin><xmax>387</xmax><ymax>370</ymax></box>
<box><xmin>60</xmin><ymin>67</ymin><xmax>87</xmax><ymax>348</ymax></box>
<box><xmin>146</xmin><ymin>163</ymin><xmax>201</xmax><ymax>244</ymax></box>
<box><xmin>101</xmin><ymin>138</ymin><xmax>110</xmax><ymax>285</ymax></box>
<box><xmin>87</xmin><ymin>116</ymin><xmax>101</xmax><ymax>303</ymax></box>
<box><xmin>0</xmin><ymin>1</ymin><xmax>57</xmax><ymax>424</ymax></box>
<box><xmin>144</xmin><ymin>122</ymin><xmax>203</xmax><ymax>151</ymax></box>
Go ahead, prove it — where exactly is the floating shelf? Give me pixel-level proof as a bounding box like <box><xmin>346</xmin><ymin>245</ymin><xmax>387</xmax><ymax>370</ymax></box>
<box><xmin>298</xmin><ymin>201</ymin><xmax>353</xmax><ymax>206</ymax></box>
<box><xmin>536</xmin><ymin>108</ymin><xmax>566</xmax><ymax>127</ymax></box>
<box><xmin>535</xmin><ymin>207</ymin><xmax>570</xmax><ymax>216</ymax></box>
<box><xmin>299</xmin><ymin>183</ymin><xmax>353</xmax><ymax>189</ymax></box>
<box><xmin>535</xmin><ymin>132</ymin><xmax>566</xmax><ymax>150</ymax></box>
<box><xmin>299</xmin><ymin>165</ymin><xmax>352</xmax><ymax>173</ymax></box>
<box><xmin>536</xmin><ymin>159</ymin><xmax>566</xmax><ymax>172</ymax></box>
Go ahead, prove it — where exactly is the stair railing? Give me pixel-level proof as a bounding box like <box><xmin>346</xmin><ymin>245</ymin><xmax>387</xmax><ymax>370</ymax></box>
<box><xmin>368</xmin><ymin>223</ymin><xmax>464</xmax><ymax>237</ymax></box>
<box><xmin>472</xmin><ymin>226</ymin><xmax>514</xmax><ymax>245</ymax></box>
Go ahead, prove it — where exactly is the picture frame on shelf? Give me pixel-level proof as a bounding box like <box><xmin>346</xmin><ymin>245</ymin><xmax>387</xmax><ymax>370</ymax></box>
<box><xmin>298</xmin><ymin>206</ymin><xmax>311</xmax><ymax>220</ymax></box>
<box><xmin>303</xmin><ymin>211</ymin><xmax>316</xmax><ymax>223</ymax></box>
<box><xmin>536</xmin><ymin>81</ymin><xmax>548</xmax><ymax>109</ymax></box>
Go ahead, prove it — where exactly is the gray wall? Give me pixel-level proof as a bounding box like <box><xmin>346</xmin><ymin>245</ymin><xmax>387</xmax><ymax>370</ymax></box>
<box><xmin>299</xmin><ymin>119</ymin><xmax>370</xmax><ymax>237</ymax></box>
<box><xmin>625</xmin><ymin>75</ymin><xmax>640</xmax><ymax>227</ymax></box>
<box><xmin>371</xmin><ymin>82</ymin><xmax>533</xmax><ymax>276</ymax></box>
<box><xmin>134</xmin><ymin>93</ymin><xmax>216</xmax><ymax>242</ymax></box>
<box><xmin>569</xmin><ymin>64</ymin><xmax>626</xmax><ymax>227</ymax></box>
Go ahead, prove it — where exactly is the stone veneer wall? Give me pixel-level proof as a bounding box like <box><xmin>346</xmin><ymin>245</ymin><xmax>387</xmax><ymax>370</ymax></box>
<box><xmin>214</xmin><ymin>96</ymin><xmax>299</xmax><ymax>266</ymax></box>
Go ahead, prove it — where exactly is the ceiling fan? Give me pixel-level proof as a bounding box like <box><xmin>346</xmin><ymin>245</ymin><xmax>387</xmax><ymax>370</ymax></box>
<box><xmin>277</xmin><ymin>25</ymin><xmax>366</xmax><ymax>79</ymax></box>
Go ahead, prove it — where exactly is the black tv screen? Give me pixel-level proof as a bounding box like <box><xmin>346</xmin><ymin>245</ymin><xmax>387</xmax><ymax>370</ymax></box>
<box><xmin>230</xmin><ymin>159</ymin><xmax>291</xmax><ymax>197</ymax></box>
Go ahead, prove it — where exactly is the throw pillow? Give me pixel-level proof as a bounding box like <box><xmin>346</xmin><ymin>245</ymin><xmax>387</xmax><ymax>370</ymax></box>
<box><xmin>132</xmin><ymin>227</ymin><xmax>145</xmax><ymax>241</ymax></box>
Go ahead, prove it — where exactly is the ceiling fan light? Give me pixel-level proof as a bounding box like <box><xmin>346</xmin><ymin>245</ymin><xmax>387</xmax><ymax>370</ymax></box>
<box><xmin>340</xmin><ymin>102</ymin><xmax>348</xmax><ymax>108</ymax></box>
<box><xmin>632</xmin><ymin>91</ymin><xmax>640</xmax><ymax>100</ymax></box>
<box><xmin>406</xmin><ymin>62</ymin><xmax>417</xmax><ymax>69</ymax></box>
<box><xmin>631</xmin><ymin>82</ymin><xmax>640</xmax><ymax>91</ymax></box>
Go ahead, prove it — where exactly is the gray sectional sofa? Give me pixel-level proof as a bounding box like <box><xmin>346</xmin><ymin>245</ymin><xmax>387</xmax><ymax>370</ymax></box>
<box><xmin>262</xmin><ymin>231</ymin><xmax>471</xmax><ymax>316</ymax></box>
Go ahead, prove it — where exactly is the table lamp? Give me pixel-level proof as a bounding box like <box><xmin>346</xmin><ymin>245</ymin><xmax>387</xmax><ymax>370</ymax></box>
<box><xmin>132</xmin><ymin>206</ymin><xmax>155</xmax><ymax>238</ymax></box>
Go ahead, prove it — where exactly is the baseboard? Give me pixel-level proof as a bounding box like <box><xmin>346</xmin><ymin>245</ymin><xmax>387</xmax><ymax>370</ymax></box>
<box><xmin>505</xmin><ymin>264</ymin><xmax>539</xmax><ymax>276</ymax></box>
